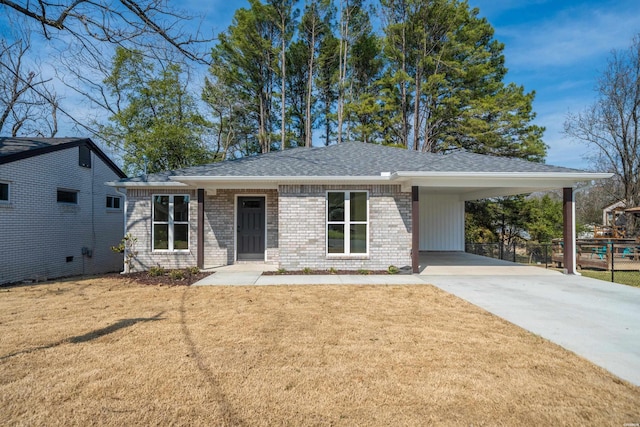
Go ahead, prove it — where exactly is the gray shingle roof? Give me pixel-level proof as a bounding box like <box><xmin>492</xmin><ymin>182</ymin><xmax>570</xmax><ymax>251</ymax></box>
<box><xmin>0</xmin><ymin>137</ymin><xmax>86</xmax><ymax>158</ymax></box>
<box><xmin>0</xmin><ymin>137</ymin><xmax>126</xmax><ymax>178</ymax></box>
<box><xmin>120</xmin><ymin>142</ymin><xmax>583</xmax><ymax>183</ymax></box>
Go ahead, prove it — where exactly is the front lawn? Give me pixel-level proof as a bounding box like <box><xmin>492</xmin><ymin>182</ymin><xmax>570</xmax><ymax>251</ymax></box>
<box><xmin>1</xmin><ymin>277</ymin><xmax>638</xmax><ymax>425</ymax></box>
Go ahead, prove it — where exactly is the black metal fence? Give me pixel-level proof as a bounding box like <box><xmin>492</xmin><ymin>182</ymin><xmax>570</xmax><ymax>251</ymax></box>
<box><xmin>465</xmin><ymin>242</ymin><xmax>552</xmax><ymax>267</ymax></box>
<box><xmin>466</xmin><ymin>241</ymin><xmax>640</xmax><ymax>287</ymax></box>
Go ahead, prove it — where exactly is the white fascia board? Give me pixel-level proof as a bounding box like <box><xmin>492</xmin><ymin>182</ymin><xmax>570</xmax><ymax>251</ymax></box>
<box><xmin>391</xmin><ymin>171</ymin><xmax>612</xmax><ymax>188</ymax></box>
<box><xmin>392</xmin><ymin>171</ymin><xmax>613</xmax><ymax>181</ymax></box>
<box><xmin>170</xmin><ymin>175</ymin><xmax>390</xmax><ymax>182</ymax></box>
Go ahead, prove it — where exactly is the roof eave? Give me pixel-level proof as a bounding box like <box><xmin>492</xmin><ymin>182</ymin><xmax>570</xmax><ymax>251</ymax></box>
<box><xmin>392</xmin><ymin>171</ymin><xmax>613</xmax><ymax>180</ymax></box>
<box><xmin>169</xmin><ymin>175</ymin><xmax>391</xmax><ymax>182</ymax></box>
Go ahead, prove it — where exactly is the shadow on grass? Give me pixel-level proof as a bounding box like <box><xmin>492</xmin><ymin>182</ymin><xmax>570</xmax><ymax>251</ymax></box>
<box><xmin>179</xmin><ymin>289</ymin><xmax>246</xmax><ymax>426</ymax></box>
<box><xmin>0</xmin><ymin>312</ymin><xmax>165</xmax><ymax>360</ymax></box>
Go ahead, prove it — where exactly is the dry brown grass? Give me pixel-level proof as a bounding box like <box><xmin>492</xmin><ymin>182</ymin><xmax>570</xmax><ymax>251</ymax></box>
<box><xmin>1</xmin><ymin>277</ymin><xmax>639</xmax><ymax>426</ymax></box>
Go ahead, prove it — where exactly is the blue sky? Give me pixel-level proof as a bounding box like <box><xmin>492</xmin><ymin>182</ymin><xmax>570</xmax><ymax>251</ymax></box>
<box><xmin>468</xmin><ymin>0</ymin><xmax>640</xmax><ymax>169</ymax></box>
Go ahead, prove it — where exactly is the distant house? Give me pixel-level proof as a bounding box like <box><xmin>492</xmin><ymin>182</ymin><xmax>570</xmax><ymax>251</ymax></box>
<box><xmin>0</xmin><ymin>137</ymin><xmax>126</xmax><ymax>285</ymax></box>
<box><xmin>108</xmin><ymin>143</ymin><xmax>610</xmax><ymax>274</ymax></box>
<box><xmin>602</xmin><ymin>200</ymin><xmax>627</xmax><ymax>227</ymax></box>
<box><xmin>596</xmin><ymin>199</ymin><xmax>640</xmax><ymax>239</ymax></box>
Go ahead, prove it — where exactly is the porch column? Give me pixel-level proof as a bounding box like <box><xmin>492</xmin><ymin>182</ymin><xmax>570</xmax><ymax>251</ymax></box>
<box><xmin>197</xmin><ymin>188</ymin><xmax>205</xmax><ymax>269</ymax></box>
<box><xmin>412</xmin><ymin>186</ymin><xmax>420</xmax><ymax>273</ymax></box>
<box><xmin>563</xmin><ymin>187</ymin><xmax>577</xmax><ymax>274</ymax></box>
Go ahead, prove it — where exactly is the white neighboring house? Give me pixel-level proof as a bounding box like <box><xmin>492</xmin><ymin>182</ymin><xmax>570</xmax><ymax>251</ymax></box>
<box><xmin>0</xmin><ymin>137</ymin><xmax>127</xmax><ymax>285</ymax></box>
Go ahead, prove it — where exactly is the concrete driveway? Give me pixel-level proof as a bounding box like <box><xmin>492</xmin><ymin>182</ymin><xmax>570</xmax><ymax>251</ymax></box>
<box><xmin>425</xmin><ymin>271</ymin><xmax>640</xmax><ymax>386</ymax></box>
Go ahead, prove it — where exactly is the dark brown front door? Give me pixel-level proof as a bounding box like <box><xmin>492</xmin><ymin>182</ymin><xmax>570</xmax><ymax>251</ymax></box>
<box><xmin>237</xmin><ymin>197</ymin><xmax>266</xmax><ymax>261</ymax></box>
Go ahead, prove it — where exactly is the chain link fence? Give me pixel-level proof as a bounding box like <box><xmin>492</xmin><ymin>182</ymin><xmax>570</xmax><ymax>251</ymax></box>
<box><xmin>465</xmin><ymin>242</ymin><xmax>552</xmax><ymax>267</ymax></box>
<box><xmin>466</xmin><ymin>241</ymin><xmax>640</xmax><ymax>287</ymax></box>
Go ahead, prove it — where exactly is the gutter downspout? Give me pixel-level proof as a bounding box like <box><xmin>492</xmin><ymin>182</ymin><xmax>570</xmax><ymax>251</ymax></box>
<box><xmin>115</xmin><ymin>187</ymin><xmax>129</xmax><ymax>273</ymax></box>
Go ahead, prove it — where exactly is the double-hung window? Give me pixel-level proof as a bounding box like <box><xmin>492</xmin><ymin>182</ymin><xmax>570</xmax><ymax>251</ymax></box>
<box><xmin>327</xmin><ymin>191</ymin><xmax>368</xmax><ymax>255</ymax></box>
<box><xmin>153</xmin><ymin>195</ymin><xmax>189</xmax><ymax>251</ymax></box>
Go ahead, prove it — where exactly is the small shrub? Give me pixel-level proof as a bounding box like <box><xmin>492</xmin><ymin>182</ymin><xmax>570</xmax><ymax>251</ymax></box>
<box><xmin>148</xmin><ymin>266</ymin><xmax>166</xmax><ymax>277</ymax></box>
<box><xmin>111</xmin><ymin>233</ymin><xmax>138</xmax><ymax>273</ymax></box>
<box><xmin>387</xmin><ymin>265</ymin><xmax>399</xmax><ymax>274</ymax></box>
<box><xmin>328</xmin><ymin>267</ymin><xmax>338</xmax><ymax>275</ymax></box>
<box><xmin>186</xmin><ymin>266</ymin><xmax>200</xmax><ymax>275</ymax></box>
<box><xmin>358</xmin><ymin>269</ymin><xmax>370</xmax><ymax>275</ymax></box>
<box><xmin>169</xmin><ymin>269</ymin><xmax>185</xmax><ymax>280</ymax></box>
<box><xmin>277</xmin><ymin>268</ymin><xmax>287</xmax><ymax>275</ymax></box>
<box><xmin>302</xmin><ymin>267</ymin><xmax>313</xmax><ymax>274</ymax></box>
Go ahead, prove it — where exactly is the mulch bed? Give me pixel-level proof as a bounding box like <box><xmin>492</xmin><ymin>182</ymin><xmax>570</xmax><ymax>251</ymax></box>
<box><xmin>121</xmin><ymin>270</ymin><xmax>210</xmax><ymax>286</ymax></box>
<box><xmin>121</xmin><ymin>267</ymin><xmax>413</xmax><ymax>285</ymax></box>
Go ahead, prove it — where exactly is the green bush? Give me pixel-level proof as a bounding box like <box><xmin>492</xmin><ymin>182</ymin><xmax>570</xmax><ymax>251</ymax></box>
<box><xmin>148</xmin><ymin>266</ymin><xmax>166</xmax><ymax>277</ymax></box>
<box><xmin>358</xmin><ymin>269</ymin><xmax>370</xmax><ymax>275</ymax></box>
<box><xmin>169</xmin><ymin>269</ymin><xmax>185</xmax><ymax>280</ymax></box>
<box><xmin>302</xmin><ymin>267</ymin><xmax>312</xmax><ymax>274</ymax></box>
<box><xmin>387</xmin><ymin>265</ymin><xmax>399</xmax><ymax>274</ymax></box>
<box><xmin>186</xmin><ymin>266</ymin><xmax>200</xmax><ymax>275</ymax></box>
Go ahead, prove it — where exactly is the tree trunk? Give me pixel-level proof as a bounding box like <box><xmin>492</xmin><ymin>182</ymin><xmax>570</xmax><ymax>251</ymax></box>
<box><xmin>412</xmin><ymin>60</ymin><xmax>421</xmax><ymax>151</ymax></box>
<box><xmin>305</xmin><ymin>19</ymin><xmax>316</xmax><ymax>148</ymax></box>
<box><xmin>281</xmin><ymin>34</ymin><xmax>286</xmax><ymax>149</ymax></box>
<box><xmin>337</xmin><ymin>0</ymin><xmax>350</xmax><ymax>144</ymax></box>
<box><xmin>400</xmin><ymin>23</ymin><xmax>408</xmax><ymax>148</ymax></box>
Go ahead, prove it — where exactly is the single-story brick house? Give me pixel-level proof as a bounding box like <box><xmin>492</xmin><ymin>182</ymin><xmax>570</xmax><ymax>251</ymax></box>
<box><xmin>108</xmin><ymin>143</ymin><xmax>609</xmax><ymax>274</ymax></box>
<box><xmin>0</xmin><ymin>137</ymin><xmax>126</xmax><ymax>285</ymax></box>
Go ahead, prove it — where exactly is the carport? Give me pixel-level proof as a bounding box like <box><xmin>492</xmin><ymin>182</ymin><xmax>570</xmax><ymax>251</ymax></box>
<box><xmin>406</xmin><ymin>169</ymin><xmax>611</xmax><ymax>275</ymax></box>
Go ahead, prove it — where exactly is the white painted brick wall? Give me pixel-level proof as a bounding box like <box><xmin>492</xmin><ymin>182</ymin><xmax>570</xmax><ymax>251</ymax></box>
<box><xmin>0</xmin><ymin>147</ymin><xmax>124</xmax><ymax>284</ymax></box>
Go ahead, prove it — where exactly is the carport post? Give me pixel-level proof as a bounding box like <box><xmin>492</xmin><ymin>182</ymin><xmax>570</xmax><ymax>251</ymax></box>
<box><xmin>412</xmin><ymin>186</ymin><xmax>420</xmax><ymax>273</ymax></box>
<box><xmin>197</xmin><ymin>188</ymin><xmax>205</xmax><ymax>269</ymax></box>
<box><xmin>563</xmin><ymin>187</ymin><xmax>577</xmax><ymax>274</ymax></box>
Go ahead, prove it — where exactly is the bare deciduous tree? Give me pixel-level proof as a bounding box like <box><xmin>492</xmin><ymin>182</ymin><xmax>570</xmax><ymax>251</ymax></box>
<box><xmin>0</xmin><ymin>34</ymin><xmax>59</xmax><ymax>136</ymax></box>
<box><xmin>0</xmin><ymin>1</ymin><xmax>213</xmax><ymax>142</ymax></box>
<box><xmin>565</xmin><ymin>34</ymin><xmax>640</xmax><ymax>232</ymax></box>
<box><xmin>0</xmin><ymin>0</ymin><xmax>211</xmax><ymax>63</ymax></box>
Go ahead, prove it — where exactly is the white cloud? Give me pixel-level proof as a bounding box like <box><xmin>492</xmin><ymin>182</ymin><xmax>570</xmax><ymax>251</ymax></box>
<box><xmin>497</xmin><ymin>2</ymin><xmax>640</xmax><ymax>69</ymax></box>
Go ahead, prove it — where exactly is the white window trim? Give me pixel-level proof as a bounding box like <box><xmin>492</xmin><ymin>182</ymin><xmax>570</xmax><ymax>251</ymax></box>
<box><xmin>57</xmin><ymin>188</ymin><xmax>79</xmax><ymax>205</ymax></box>
<box><xmin>152</xmin><ymin>194</ymin><xmax>190</xmax><ymax>252</ymax></box>
<box><xmin>106</xmin><ymin>195</ymin><xmax>122</xmax><ymax>211</ymax></box>
<box><xmin>0</xmin><ymin>181</ymin><xmax>10</xmax><ymax>204</ymax></box>
<box><xmin>326</xmin><ymin>190</ymin><xmax>369</xmax><ymax>257</ymax></box>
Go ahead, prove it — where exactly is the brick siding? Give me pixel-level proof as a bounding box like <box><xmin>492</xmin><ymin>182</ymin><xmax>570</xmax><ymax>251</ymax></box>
<box><xmin>126</xmin><ymin>184</ymin><xmax>410</xmax><ymax>272</ymax></box>
<box><xmin>278</xmin><ymin>184</ymin><xmax>412</xmax><ymax>270</ymax></box>
<box><xmin>0</xmin><ymin>148</ymin><xmax>124</xmax><ymax>284</ymax></box>
<box><xmin>127</xmin><ymin>188</ymin><xmax>278</xmax><ymax>270</ymax></box>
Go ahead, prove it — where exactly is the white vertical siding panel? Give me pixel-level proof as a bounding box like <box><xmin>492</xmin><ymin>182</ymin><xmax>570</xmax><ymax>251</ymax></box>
<box><xmin>419</xmin><ymin>192</ymin><xmax>465</xmax><ymax>251</ymax></box>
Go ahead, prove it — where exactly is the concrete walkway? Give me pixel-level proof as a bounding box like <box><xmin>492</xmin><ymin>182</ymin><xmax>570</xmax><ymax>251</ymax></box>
<box><xmin>194</xmin><ymin>263</ymin><xmax>426</xmax><ymax>286</ymax></box>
